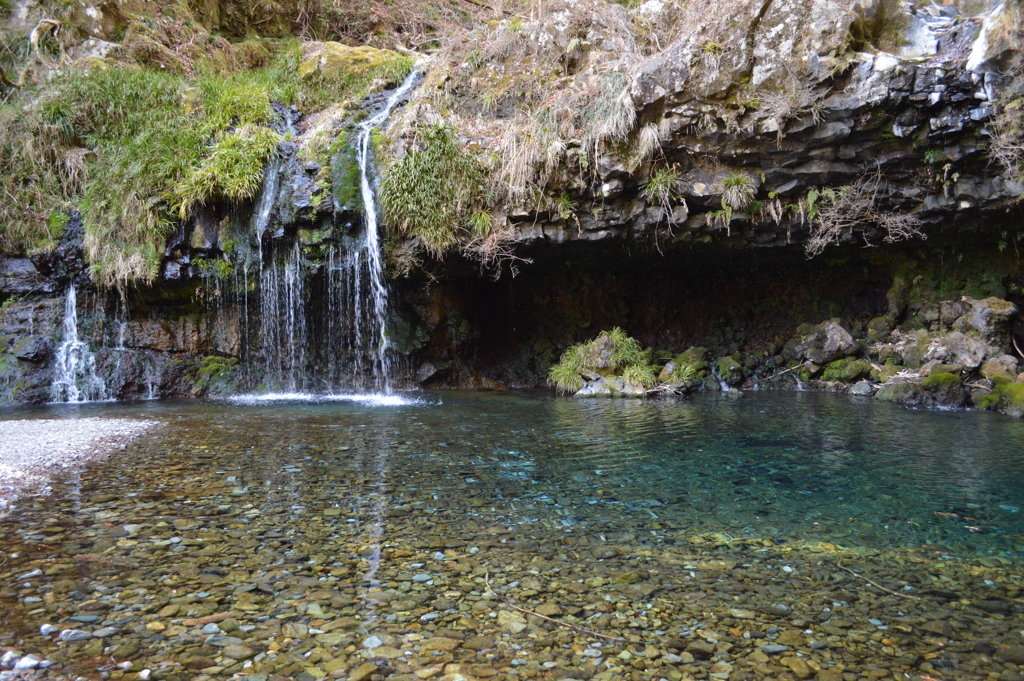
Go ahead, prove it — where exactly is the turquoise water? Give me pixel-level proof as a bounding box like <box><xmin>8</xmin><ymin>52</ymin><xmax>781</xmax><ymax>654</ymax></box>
<box><xmin>6</xmin><ymin>390</ymin><xmax>1024</xmax><ymax>558</ymax></box>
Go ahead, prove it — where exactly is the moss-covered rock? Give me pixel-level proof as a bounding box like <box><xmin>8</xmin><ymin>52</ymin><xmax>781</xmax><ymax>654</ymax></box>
<box><xmin>989</xmin><ymin>382</ymin><xmax>1024</xmax><ymax>418</ymax></box>
<box><xmin>299</xmin><ymin>43</ymin><xmax>403</xmax><ymax>83</ymax></box>
<box><xmin>875</xmin><ymin>381</ymin><xmax>928</xmax><ymax>406</ymax></box>
<box><xmin>659</xmin><ymin>347</ymin><xmax>709</xmax><ymax>390</ymax></box>
<box><xmin>866</xmin><ymin>314</ymin><xmax>894</xmax><ymax>342</ymax></box>
<box><xmin>822</xmin><ymin>357</ymin><xmax>872</xmax><ymax>382</ymax></box>
<box><xmin>716</xmin><ymin>355</ymin><xmax>745</xmax><ymax>387</ymax></box>
<box><xmin>980</xmin><ymin>355</ymin><xmax>1020</xmax><ymax>381</ymax></box>
<box><xmin>920</xmin><ymin>371</ymin><xmax>970</xmax><ymax>407</ymax></box>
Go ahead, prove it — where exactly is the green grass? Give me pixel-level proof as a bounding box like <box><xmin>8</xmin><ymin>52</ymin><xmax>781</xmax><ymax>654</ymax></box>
<box><xmin>0</xmin><ymin>39</ymin><xmax>414</xmax><ymax>287</ymax></box>
<box><xmin>547</xmin><ymin>327</ymin><xmax>655</xmax><ymax>394</ymax></box>
<box><xmin>379</xmin><ymin>124</ymin><xmax>487</xmax><ymax>257</ymax></box>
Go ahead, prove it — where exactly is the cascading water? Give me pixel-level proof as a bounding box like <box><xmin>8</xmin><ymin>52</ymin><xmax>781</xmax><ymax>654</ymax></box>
<box><xmin>51</xmin><ymin>284</ymin><xmax>107</xmax><ymax>402</ymax></box>
<box><xmin>352</xmin><ymin>70</ymin><xmax>421</xmax><ymax>393</ymax></box>
<box><xmin>239</xmin><ymin>72</ymin><xmax>419</xmax><ymax>396</ymax></box>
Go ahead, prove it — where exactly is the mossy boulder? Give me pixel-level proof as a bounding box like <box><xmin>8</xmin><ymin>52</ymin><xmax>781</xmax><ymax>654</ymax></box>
<box><xmin>953</xmin><ymin>296</ymin><xmax>1018</xmax><ymax>347</ymax></box>
<box><xmin>299</xmin><ymin>43</ymin><xmax>404</xmax><ymax>83</ymax></box>
<box><xmin>716</xmin><ymin>355</ymin><xmax>745</xmax><ymax>387</ymax></box>
<box><xmin>875</xmin><ymin>381</ymin><xmax>928</xmax><ymax>406</ymax></box>
<box><xmin>866</xmin><ymin>314</ymin><xmax>895</xmax><ymax>342</ymax></box>
<box><xmin>980</xmin><ymin>355</ymin><xmax>1020</xmax><ymax>381</ymax></box>
<box><xmin>988</xmin><ymin>382</ymin><xmax>1024</xmax><ymax>418</ymax></box>
<box><xmin>920</xmin><ymin>371</ymin><xmax>970</xmax><ymax>407</ymax></box>
<box><xmin>781</xmin><ymin>319</ymin><xmax>859</xmax><ymax>365</ymax></box>
<box><xmin>822</xmin><ymin>358</ymin><xmax>872</xmax><ymax>382</ymax></box>
<box><xmin>659</xmin><ymin>347</ymin><xmax>709</xmax><ymax>390</ymax></box>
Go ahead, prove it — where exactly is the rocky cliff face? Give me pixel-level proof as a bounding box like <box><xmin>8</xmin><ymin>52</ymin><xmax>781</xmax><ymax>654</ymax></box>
<box><xmin>1</xmin><ymin>0</ymin><xmax>1022</xmax><ymax>408</ymax></box>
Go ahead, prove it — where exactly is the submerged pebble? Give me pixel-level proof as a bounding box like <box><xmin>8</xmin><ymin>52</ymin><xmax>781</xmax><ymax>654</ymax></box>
<box><xmin>0</xmin><ymin>393</ymin><xmax>1022</xmax><ymax>681</ymax></box>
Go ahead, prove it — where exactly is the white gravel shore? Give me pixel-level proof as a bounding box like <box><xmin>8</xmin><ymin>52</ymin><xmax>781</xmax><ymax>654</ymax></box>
<box><xmin>0</xmin><ymin>418</ymin><xmax>159</xmax><ymax>512</ymax></box>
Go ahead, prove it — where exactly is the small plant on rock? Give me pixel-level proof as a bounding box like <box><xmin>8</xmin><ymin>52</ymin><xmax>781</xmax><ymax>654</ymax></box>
<box><xmin>721</xmin><ymin>172</ymin><xmax>755</xmax><ymax>211</ymax></box>
<box><xmin>548</xmin><ymin>327</ymin><xmax>655</xmax><ymax>394</ymax></box>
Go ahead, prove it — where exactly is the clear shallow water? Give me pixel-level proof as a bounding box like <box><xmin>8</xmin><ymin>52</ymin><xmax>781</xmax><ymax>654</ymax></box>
<box><xmin>4</xmin><ymin>391</ymin><xmax>1024</xmax><ymax>681</ymax></box>
<box><xmin>5</xmin><ymin>390</ymin><xmax>1024</xmax><ymax>558</ymax></box>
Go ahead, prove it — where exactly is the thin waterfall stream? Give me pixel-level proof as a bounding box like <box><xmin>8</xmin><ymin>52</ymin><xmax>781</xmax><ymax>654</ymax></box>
<box><xmin>354</xmin><ymin>70</ymin><xmax>420</xmax><ymax>394</ymax></box>
<box><xmin>238</xmin><ymin>72</ymin><xmax>419</xmax><ymax>396</ymax></box>
<box><xmin>51</xmin><ymin>284</ymin><xmax>106</xmax><ymax>403</ymax></box>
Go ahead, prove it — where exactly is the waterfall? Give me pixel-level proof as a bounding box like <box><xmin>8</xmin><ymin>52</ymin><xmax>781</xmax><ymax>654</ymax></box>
<box><xmin>354</xmin><ymin>70</ymin><xmax>421</xmax><ymax>394</ymax></box>
<box><xmin>237</xmin><ymin>73</ymin><xmax>419</xmax><ymax>396</ymax></box>
<box><xmin>51</xmin><ymin>284</ymin><xmax>106</xmax><ymax>402</ymax></box>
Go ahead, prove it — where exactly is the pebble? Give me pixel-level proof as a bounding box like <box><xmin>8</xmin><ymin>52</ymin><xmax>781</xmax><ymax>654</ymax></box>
<box><xmin>58</xmin><ymin>630</ymin><xmax>91</xmax><ymax>642</ymax></box>
<box><xmin>1</xmin><ymin>402</ymin><xmax>1022</xmax><ymax>681</ymax></box>
<box><xmin>13</xmin><ymin>656</ymin><xmax>40</xmax><ymax>671</ymax></box>
<box><xmin>204</xmin><ymin>634</ymin><xmax>243</xmax><ymax>647</ymax></box>
<box><xmin>760</xmin><ymin>644</ymin><xmax>790</xmax><ymax>654</ymax></box>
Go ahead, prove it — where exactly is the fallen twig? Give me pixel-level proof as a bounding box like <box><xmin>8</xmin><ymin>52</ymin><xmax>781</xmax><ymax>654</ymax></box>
<box><xmin>485</xmin><ymin>572</ymin><xmax>625</xmax><ymax>641</ymax></box>
<box><xmin>836</xmin><ymin>561</ymin><xmax>918</xmax><ymax>600</ymax></box>
<box><xmin>742</xmin><ymin>364</ymin><xmax>799</xmax><ymax>390</ymax></box>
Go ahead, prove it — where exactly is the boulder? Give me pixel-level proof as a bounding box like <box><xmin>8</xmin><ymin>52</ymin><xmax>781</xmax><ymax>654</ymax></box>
<box><xmin>920</xmin><ymin>372</ymin><xmax>970</xmax><ymax>408</ymax></box>
<box><xmin>876</xmin><ymin>381</ymin><xmax>929</xmax><ymax>407</ymax></box>
<box><xmin>659</xmin><ymin>346</ymin><xmax>709</xmax><ymax>390</ymax></box>
<box><xmin>849</xmin><ymin>380</ymin><xmax>875</xmax><ymax>396</ymax></box>
<box><xmin>716</xmin><ymin>355</ymin><xmax>745</xmax><ymax>387</ymax></box>
<box><xmin>586</xmin><ymin>333</ymin><xmax>616</xmax><ymax>371</ymax></box>
<box><xmin>784</xmin><ymin>319</ymin><xmax>859</xmax><ymax>365</ymax></box>
<box><xmin>981</xmin><ymin>355</ymin><xmax>1020</xmax><ymax>381</ymax></box>
<box><xmin>298</xmin><ymin>42</ymin><xmax>405</xmax><ymax>83</ymax></box>
<box><xmin>925</xmin><ymin>331</ymin><xmax>986</xmax><ymax>369</ymax></box>
<box><xmin>955</xmin><ymin>297</ymin><xmax>1018</xmax><ymax>346</ymax></box>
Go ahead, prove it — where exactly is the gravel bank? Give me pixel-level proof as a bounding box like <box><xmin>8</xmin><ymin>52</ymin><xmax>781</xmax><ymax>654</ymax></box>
<box><xmin>0</xmin><ymin>418</ymin><xmax>158</xmax><ymax>512</ymax></box>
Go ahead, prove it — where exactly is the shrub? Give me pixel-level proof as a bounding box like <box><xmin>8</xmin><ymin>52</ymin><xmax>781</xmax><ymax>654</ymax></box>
<box><xmin>804</xmin><ymin>167</ymin><xmax>925</xmax><ymax>258</ymax></box>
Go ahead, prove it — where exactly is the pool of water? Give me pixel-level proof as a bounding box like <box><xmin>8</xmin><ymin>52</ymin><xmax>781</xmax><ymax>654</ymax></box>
<box><xmin>7</xmin><ymin>390</ymin><xmax>1024</xmax><ymax>557</ymax></box>
<box><xmin>2</xmin><ymin>391</ymin><xmax>1024</xmax><ymax>680</ymax></box>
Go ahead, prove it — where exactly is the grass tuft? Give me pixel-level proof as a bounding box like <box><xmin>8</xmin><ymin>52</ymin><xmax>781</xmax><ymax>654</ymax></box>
<box><xmin>380</xmin><ymin>124</ymin><xmax>487</xmax><ymax>258</ymax></box>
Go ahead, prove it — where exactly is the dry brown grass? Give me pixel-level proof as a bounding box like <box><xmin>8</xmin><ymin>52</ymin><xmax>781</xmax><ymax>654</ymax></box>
<box><xmin>805</xmin><ymin>167</ymin><xmax>925</xmax><ymax>257</ymax></box>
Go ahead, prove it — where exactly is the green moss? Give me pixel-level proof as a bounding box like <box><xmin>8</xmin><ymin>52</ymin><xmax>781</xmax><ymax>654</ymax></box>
<box><xmin>297</xmin><ymin>43</ymin><xmax>414</xmax><ymax>111</ymax></box>
<box><xmin>822</xmin><ymin>358</ymin><xmax>872</xmax><ymax>382</ymax></box>
<box><xmin>994</xmin><ymin>382</ymin><xmax>1024</xmax><ymax>417</ymax></box>
<box><xmin>195</xmin><ymin>258</ymin><xmax>234</xmax><ymax>279</ymax></box>
<box><xmin>195</xmin><ymin>355</ymin><xmax>239</xmax><ymax>393</ymax></box>
<box><xmin>330</xmin><ymin>131</ymin><xmax>362</xmax><ymax>214</ymax></box>
<box><xmin>921</xmin><ymin>372</ymin><xmax>961</xmax><ymax>389</ymax></box>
